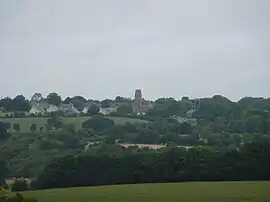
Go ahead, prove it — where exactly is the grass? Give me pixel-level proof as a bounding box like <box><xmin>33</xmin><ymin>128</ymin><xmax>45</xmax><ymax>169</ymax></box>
<box><xmin>17</xmin><ymin>181</ymin><xmax>270</xmax><ymax>202</ymax></box>
<box><xmin>0</xmin><ymin>116</ymin><xmax>149</xmax><ymax>133</ymax></box>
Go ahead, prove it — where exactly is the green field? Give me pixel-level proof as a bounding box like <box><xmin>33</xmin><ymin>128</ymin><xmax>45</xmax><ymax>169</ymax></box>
<box><xmin>18</xmin><ymin>182</ymin><xmax>270</xmax><ymax>202</ymax></box>
<box><xmin>0</xmin><ymin>116</ymin><xmax>149</xmax><ymax>133</ymax></box>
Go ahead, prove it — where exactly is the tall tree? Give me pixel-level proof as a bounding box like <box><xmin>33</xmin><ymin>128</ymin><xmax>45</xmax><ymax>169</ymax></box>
<box><xmin>0</xmin><ymin>159</ymin><xmax>8</xmax><ymax>185</ymax></box>
<box><xmin>47</xmin><ymin>93</ymin><xmax>62</xmax><ymax>106</ymax></box>
<box><xmin>31</xmin><ymin>93</ymin><xmax>43</xmax><ymax>102</ymax></box>
<box><xmin>0</xmin><ymin>97</ymin><xmax>13</xmax><ymax>111</ymax></box>
<box><xmin>13</xmin><ymin>95</ymin><xmax>30</xmax><ymax>111</ymax></box>
<box><xmin>0</xmin><ymin>121</ymin><xmax>9</xmax><ymax>140</ymax></box>
<box><xmin>72</xmin><ymin>96</ymin><xmax>87</xmax><ymax>103</ymax></box>
<box><xmin>101</xmin><ymin>99</ymin><xmax>113</xmax><ymax>108</ymax></box>
<box><xmin>88</xmin><ymin>104</ymin><xmax>100</xmax><ymax>115</ymax></box>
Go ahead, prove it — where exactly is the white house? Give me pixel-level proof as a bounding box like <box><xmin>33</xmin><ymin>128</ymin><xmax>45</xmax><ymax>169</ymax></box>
<box><xmin>59</xmin><ymin>103</ymin><xmax>80</xmax><ymax>116</ymax></box>
<box><xmin>99</xmin><ymin>107</ymin><xmax>117</xmax><ymax>115</ymax></box>
<box><xmin>82</xmin><ymin>107</ymin><xmax>89</xmax><ymax>114</ymax></box>
<box><xmin>47</xmin><ymin>105</ymin><xmax>59</xmax><ymax>113</ymax></box>
<box><xmin>29</xmin><ymin>102</ymin><xmax>50</xmax><ymax>116</ymax></box>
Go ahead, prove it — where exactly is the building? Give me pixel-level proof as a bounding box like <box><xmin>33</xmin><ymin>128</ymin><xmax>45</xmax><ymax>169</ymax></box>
<box><xmin>59</xmin><ymin>103</ymin><xmax>80</xmax><ymax>116</ymax></box>
<box><xmin>82</xmin><ymin>107</ymin><xmax>89</xmax><ymax>114</ymax></box>
<box><xmin>134</xmin><ymin>89</ymin><xmax>142</xmax><ymax>104</ymax></box>
<box><xmin>119</xmin><ymin>143</ymin><xmax>166</xmax><ymax>150</ymax></box>
<box><xmin>46</xmin><ymin>105</ymin><xmax>59</xmax><ymax>113</ymax></box>
<box><xmin>29</xmin><ymin>102</ymin><xmax>50</xmax><ymax>116</ymax></box>
<box><xmin>170</xmin><ymin>115</ymin><xmax>197</xmax><ymax>126</ymax></box>
<box><xmin>99</xmin><ymin>107</ymin><xmax>118</xmax><ymax>115</ymax></box>
<box><xmin>132</xmin><ymin>89</ymin><xmax>153</xmax><ymax>114</ymax></box>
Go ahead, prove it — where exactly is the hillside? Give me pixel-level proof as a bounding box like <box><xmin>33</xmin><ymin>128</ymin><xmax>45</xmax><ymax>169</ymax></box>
<box><xmin>19</xmin><ymin>182</ymin><xmax>270</xmax><ymax>202</ymax></box>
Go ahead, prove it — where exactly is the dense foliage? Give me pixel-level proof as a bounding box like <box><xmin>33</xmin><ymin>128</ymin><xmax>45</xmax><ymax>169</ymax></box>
<box><xmin>35</xmin><ymin>138</ymin><xmax>270</xmax><ymax>189</ymax></box>
<box><xmin>0</xmin><ymin>160</ymin><xmax>8</xmax><ymax>185</ymax></box>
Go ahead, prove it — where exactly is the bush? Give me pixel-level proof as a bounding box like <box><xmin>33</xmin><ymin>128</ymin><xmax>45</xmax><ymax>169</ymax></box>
<box><xmin>1</xmin><ymin>184</ymin><xmax>9</xmax><ymax>191</ymax></box>
<box><xmin>0</xmin><ymin>184</ymin><xmax>9</xmax><ymax>194</ymax></box>
<box><xmin>30</xmin><ymin>124</ymin><xmax>36</xmax><ymax>132</ymax></box>
<box><xmin>46</xmin><ymin>118</ymin><xmax>63</xmax><ymax>130</ymax></box>
<box><xmin>3</xmin><ymin>123</ymin><xmax>11</xmax><ymax>130</ymax></box>
<box><xmin>0</xmin><ymin>193</ymin><xmax>37</xmax><ymax>202</ymax></box>
<box><xmin>0</xmin><ymin>122</ymin><xmax>9</xmax><ymax>141</ymax></box>
<box><xmin>82</xmin><ymin>116</ymin><xmax>115</xmax><ymax>132</ymax></box>
<box><xmin>13</xmin><ymin>124</ymin><xmax>20</xmax><ymax>132</ymax></box>
<box><xmin>11</xmin><ymin>179</ymin><xmax>28</xmax><ymax>192</ymax></box>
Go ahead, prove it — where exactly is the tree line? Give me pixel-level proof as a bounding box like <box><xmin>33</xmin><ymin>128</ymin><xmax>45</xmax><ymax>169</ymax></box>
<box><xmin>34</xmin><ymin>137</ymin><xmax>270</xmax><ymax>190</ymax></box>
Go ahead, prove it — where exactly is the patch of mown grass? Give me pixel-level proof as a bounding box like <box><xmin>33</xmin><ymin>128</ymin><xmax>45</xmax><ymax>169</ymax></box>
<box><xmin>0</xmin><ymin>116</ymin><xmax>149</xmax><ymax>133</ymax></box>
<box><xmin>20</xmin><ymin>181</ymin><xmax>270</xmax><ymax>202</ymax></box>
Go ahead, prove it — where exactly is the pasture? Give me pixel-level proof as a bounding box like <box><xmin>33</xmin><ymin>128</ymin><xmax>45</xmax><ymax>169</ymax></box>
<box><xmin>0</xmin><ymin>116</ymin><xmax>149</xmax><ymax>133</ymax></box>
<box><xmin>19</xmin><ymin>181</ymin><xmax>270</xmax><ymax>202</ymax></box>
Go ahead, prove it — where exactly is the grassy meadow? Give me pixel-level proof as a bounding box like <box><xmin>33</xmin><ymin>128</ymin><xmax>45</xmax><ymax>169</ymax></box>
<box><xmin>0</xmin><ymin>116</ymin><xmax>149</xmax><ymax>133</ymax></box>
<box><xmin>17</xmin><ymin>182</ymin><xmax>270</xmax><ymax>202</ymax></box>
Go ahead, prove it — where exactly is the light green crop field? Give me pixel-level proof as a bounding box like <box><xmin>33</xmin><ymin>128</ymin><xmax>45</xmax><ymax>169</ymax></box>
<box><xmin>0</xmin><ymin>116</ymin><xmax>149</xmax><ymax>133</ymax></box>
<box><xmin>19</xmin><ymin>182</ymin><xmax>270</xmax><ymax>202</ymax></box>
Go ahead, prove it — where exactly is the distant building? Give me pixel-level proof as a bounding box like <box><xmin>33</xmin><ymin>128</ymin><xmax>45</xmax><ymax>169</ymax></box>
<box><xmin>29</xmin><ymin>101</ymin><xmax>59</xmax><ymax>116</ymax></box>
<box><xmin>170</xmin><ymin>115</ymin><xmax>197</xmax><ymax>126</ymax></box>
<box><xmin>82</xmin><ymin>107</ymin><xmax>89</xmax><ymax>114</ymax></box>
<box><xmin>132</xmin><ymin>89</ymin><xmax>153</xmax><ymax>114</ymax></box>
<box><xmin>119</xmin><ymin>143</ymin><xmax>166</xmax><ymax>150</ymax></box>
<box><xmin>134</xmin><ymin>89</ymin><xmax>142</xmax><ymax>104</ymax></box>
<box><xmin>99</xmin><ymin>107</ymin><xmax>118</xmax><ymax>115</ymax></box>
<box><xmin>59</xmin><ymin>103</ymin><xmax>80</xmax><ymax>116</ymax></box>
<box><xmin>29</xmin><ymin>102</ymin><xmax>50</xmax><ymax>116</ymax></box>
<box><xmin>47</xmin><ymin>105</ymin><xmax>59</xmax><ymax>113</ymax></box>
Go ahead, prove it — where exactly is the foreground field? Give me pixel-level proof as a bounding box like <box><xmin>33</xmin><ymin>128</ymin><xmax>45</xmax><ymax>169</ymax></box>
<box><xmin>0</xmin><ymin>116</ymin><xmax>149</xmax><ymax>133</ymax></box>
<box><xmin>20</xmin><ymin>182</ymin><xmax>270</xmax><ymax>202</ymax></box>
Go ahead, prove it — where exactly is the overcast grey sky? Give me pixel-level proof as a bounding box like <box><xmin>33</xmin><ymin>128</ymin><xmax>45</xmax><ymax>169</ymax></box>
<box><xmin>0</xmin><ymin>0</ymin><xmax>269</xmax><ymax>101</ymax></box>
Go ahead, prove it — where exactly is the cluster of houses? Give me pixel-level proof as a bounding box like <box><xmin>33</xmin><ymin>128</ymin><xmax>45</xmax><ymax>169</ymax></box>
<box><xmin>29</xmin><ymin>102</ymin><xmax>81</xmax><ymax>116</ymax></box>
<box><xmin>0</xmin><ymin>90</ymin><xmax>198</xmax><ymax>124</ymax></box>
<box><xmin>29</xmin><ymin>101</ymin><xmax>122</xmax><ymax>117</ymax></box>
<box><xmin>26</xmin><ymin>89</ymin><xmax>154</xmax><ymax>117</ymax></box>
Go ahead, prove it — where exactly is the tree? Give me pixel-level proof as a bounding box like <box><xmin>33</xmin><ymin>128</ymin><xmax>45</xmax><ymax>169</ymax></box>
<box><xmin>88</xmin><ymin>105</ymin><xmax>100</xmax><ymax>115</ymax></box>
<box><xmin>31</xmin><ymin>93</ymin><xmax>43</xmax><ymax>102</ymax></box>
<box><xmin>12</xmin><ymin>95</ymin><xmax>30</xmax><ymax>111</ymax></box>
<box><xmin>30</xmin><ymin>124</ymin><xmax>37</xmax><ymax>132</ymax></box>
<box><xmin>11</xmin><ymin>179</ymin><xmax>28</xmax><ymax>192</ymax></box>
<box><xmin>63</xmin><ymin>97</ymin><xmax>72</xmax><ymax>104</ymax></box>
<box><xmin>35</xmin><ymin>140</ymin><xmax>270</xmax><ymax>189</ymax></box>
<box><xmin>47</xmin><ymin>93</ymin><xmax>62</xmax><ymax>106</ymax></box>
<box><xmin>117</xmin><ymin>104</ymin><xmax>133</xmax><ymax>115</ymax></box>
<box><xmin>0</xmin><ymin>122</ymin><xmax>9</xmax><ymax>141</ymax></box>
<box><xmin>47</xmin><ymin>117</ymin><xmax>63</xmax><ymax>130</ymax></box>
<box><xmin>101</xmin><ymin>99</ymin><xmax>113</xmax><ymax>108</ymax></box>
<box><xmin>82</xmin><ymin>116</ymin><xmax>115</xmax><ymax>132</ymax></box>
<box><xmin>0</xmin><ymin>97</ymin><xmax>13</xmax><ymax>111</ymax></box>
<box><xmin>0</xmin><ymin>160</ymin><xmax>8</xmax><ymax>185</ymax></box>
<box><xmin>70</xmin><ymin>99</ymin><xmax>85</xmax><ymax>111</ymax></box>
<box><xmin>115</xmin><ymin>96</ymin><xmax>131</xmax><ymax>103</ymax></box>
<box><xmin>72</xmin><ymin>96</ymin><xmax>87</xmax><ymax>103</ymax></box>
<box><xmin>13</xmin><ymin>124</ymin><xmax>20</xmax><ymax>132</ymax></box>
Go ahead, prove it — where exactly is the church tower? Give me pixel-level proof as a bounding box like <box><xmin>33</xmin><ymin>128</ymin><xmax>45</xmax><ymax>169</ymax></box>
<box><xmin>134</xmin><ymin>89</ymin><xmax>142</xmax><ymax>105</ymax></box>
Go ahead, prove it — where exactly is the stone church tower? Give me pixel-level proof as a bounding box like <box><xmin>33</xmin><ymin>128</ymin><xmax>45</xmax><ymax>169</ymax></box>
<box><xmin>132</xmin><ymin>89</ymin><xmax>153</xmax><ymax>114</ymax></box>
<box><xmin>134</xmin><ymin>89</ymin><xmax>142</xmax><ymax>105</ymax></box>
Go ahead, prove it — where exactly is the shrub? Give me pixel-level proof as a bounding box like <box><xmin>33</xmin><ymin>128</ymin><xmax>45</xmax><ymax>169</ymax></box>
<box><xmin>11</xmin><ymin>179</ymin><xmax>28</xmax><ymax>192</ymax></box>
<box><xmin>0</xmin><ymin>193</ymin><xmax>37</xmax><ymax>202</ymax></box>
<box><xmin>39</xmin><ymin>127</ymin><xmax>44</xmax><ymax>132</ymax></box>
<box><xmin>13</xmin><ymin>124</ymin><xmax>20</xmax><ymax>132</ymax></box>
<box><xmin>0</xmin><ymin>122</ymin><xmax>9</xmax><ymax>140</ymax></box>
<box><xmin>30</xmin><ymin>124</ymin><xmax>37</xmax><ymax>132</ymax></box>
<box><xmin>82</xmin><ymin>116</ymin><xmax>115</xmax><ymax>132</ymax></box>
<box><xmin>3</xmin><ymin>123</ymin><xmax>11</xmax><ymax>130</ymax></box>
